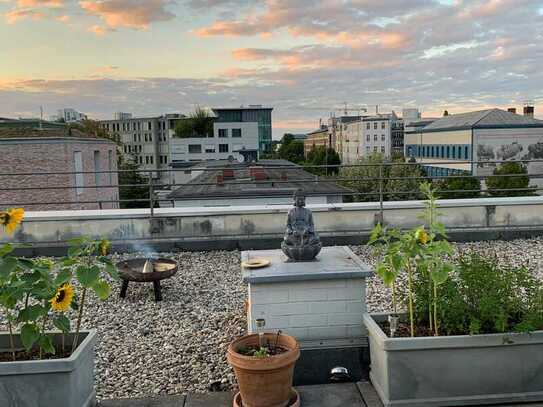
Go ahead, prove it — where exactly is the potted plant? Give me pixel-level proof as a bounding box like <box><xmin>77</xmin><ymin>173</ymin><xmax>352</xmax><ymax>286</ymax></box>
<box><xmin>227</xmin><ymin>329</ymin><xmax>300</xmax><ymax>407</ymax></box>
<box><xmin>364</xmin><ymin>183</ymin><xmax>543</xmax><ymax>407</ymax></box>
<box><xmin>0</xmin><ymin>208</ymin><xmax>118</xmax><ymax>407</ymax></box>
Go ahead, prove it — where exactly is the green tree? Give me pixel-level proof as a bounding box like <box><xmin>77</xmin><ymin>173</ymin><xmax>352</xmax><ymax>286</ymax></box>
<box><xmin>305</xmin><ymin>146</ymin><xmax>341</xmax><ymax>176</ymax></box>
<box><xmin>118</xmin><ymin>155</ymin><xmax>150</xmax><ymax>208</ymax></box>
<box><xmin>277</xmin><ymin>141</ymin><xmax>304</xmax><ymax>163</ymax></box>
<box><xmin>338</xmin><ymin>153</ymin><xmax>385</xmax><ymax>202</ymax></box>
<box><xmin>438</xmin><ymin>175</ymin><xmax>481</xmax><ymax>199</ymax></box>
<box><xmin>486</xmin><ymin>162</ymin><xmax>534</xmax><ymax>197</ymax></box>
<box><xmin>174</xmin><ymin>106</ymin><xmax>214</xmax><ymax>138</ymax></box>
<box><xmin>386</xmin><ymin>160</ymin><xmax>424</xmax><ymax>201</ymax></box>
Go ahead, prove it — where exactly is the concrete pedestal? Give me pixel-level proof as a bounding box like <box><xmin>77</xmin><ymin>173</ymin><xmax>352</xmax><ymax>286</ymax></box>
<box><xmin>242</xmin><ymin>246</ymin><xmax>373</xmax><ymax>349</ymax></box>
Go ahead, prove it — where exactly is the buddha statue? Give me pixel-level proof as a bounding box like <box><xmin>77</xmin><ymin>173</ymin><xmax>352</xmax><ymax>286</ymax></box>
<box><xmin>281</xmin><ymin>190</ymin><xmax>322</xmax><ymax>261</ymax></box>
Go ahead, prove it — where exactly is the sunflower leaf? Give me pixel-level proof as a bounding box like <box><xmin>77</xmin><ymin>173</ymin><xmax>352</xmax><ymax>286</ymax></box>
<box><xmin>0</xmin><ymin>243</ymin><xmax>14</xmax><ymax>257</ymax></box>
<box><xmin>0</xmin><ymin>257</ymin><xmax>18</xmax><ymax>279</ymax></box>
<box><xmin>54</xmin><ymin>269</ymin><xmax>73</xmax><ymax>286</ymax></box>
<box><xmin>53</xmin><ymin>315</ymin><xmax>71</xmax><ymax>333</ymax></box>
<box><xmin>20</xmin><ymin>324</ymin><xmax>40</xmax><ymax>351</ymax></box>
<box><xmin>76</xmin><ymin>265</ymin><xmax>100</xmax><ymax>287</ymax></box>
<box><xmin>38</xmin><ymin>335</ymin><xmax>55</xmax><ymax>355</ymax></box>
<box><xmin>91</xmin><ymin>279</ymin><xmax>111</xmax><ymax>300</ymax></box>
<box><xmin>18</xmin><ymin>304</ymin><xmax>49</xmax><ymax>323</ymax></box>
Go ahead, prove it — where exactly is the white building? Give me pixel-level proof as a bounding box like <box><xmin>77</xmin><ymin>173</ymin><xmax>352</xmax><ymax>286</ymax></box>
<box><xmin>114</xmin><ymin>112</ymin><xmax>132</xmax><ymax>120</ymax></box>
<box><xmin>51</xmin><ymin>108</ymin><xmax>87</xmax><ymax>123</ymax></box>
<box><xmin>169</xmin><ymin>121</ymin><xmax>259</xmax><ymax>163</ymax></box>
<box><xmin>340</xmin><ymin>113</ymin><xmax>401</xmax><ymax>164</ymax></box>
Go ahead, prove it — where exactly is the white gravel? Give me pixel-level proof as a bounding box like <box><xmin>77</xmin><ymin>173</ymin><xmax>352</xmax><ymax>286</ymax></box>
<box><xmin>1</xmin><ymin>238</ymin><xmax>543</xmax><ymax>400</ymax></box>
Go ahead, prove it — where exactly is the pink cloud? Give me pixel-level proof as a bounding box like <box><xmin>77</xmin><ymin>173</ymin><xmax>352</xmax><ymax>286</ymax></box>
<box><xmin>5</xmin><ymin>8</ymin><xmax>46</xmax><ymax>23</ymax></box>
<box><xmin>80</xmin><ymin>0</ymin><xmax>175</xmax><ymax>30</ymax></box>
<box><xmin>16</xmin><ymin>0</ymin><xmax>64</xmax><ymax>7</ymax></box>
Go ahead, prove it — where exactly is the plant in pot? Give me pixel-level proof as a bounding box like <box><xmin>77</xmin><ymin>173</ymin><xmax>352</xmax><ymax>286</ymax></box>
<box><xmin>364</xmin><ymin>183</ymin><xmax>543</xmax><ymax>406</ymax></box>
<box><xmin>0</xmin><ymin>208</ymin><xmax>118</xmax><ymax>407</ymax></box>
<box><xmin>227</xmin><ymin>325</ymin><xmax>301</xmax><ymax>407</ymax></box>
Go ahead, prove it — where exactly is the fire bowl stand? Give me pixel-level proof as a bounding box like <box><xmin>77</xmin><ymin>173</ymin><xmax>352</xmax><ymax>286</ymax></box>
<box><xmin>120</xmin><ymin>279</ymin><xmax>163</xmax><ymax>302</ymax></box>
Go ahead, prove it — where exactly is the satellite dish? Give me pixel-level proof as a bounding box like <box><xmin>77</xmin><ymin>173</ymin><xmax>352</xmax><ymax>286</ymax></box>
<box><xmin>237</xmin><ymin>154</ymin><xmax>245</xmax><ymax>163</ymax></box>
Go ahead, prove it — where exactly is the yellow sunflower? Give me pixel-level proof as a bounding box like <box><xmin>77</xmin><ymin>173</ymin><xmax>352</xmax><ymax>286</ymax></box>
<box><xmin>99</xmin><ymin>239</ymin><xmax>111</xmax><ymax>256</ymax></box>
<box><xmin>50</xmin><ymin>283</ymin><xmax>74</xmax><ymax>312</ymax></box>
<box><xmin>0</xmin><ymin>208</ymin><xmax>24</xmax><ymax>235</ymax></box>
<box><xmin>415</xmin><ymin>228</ymin><xmax>429</xmax><ymax>245</ymax></box>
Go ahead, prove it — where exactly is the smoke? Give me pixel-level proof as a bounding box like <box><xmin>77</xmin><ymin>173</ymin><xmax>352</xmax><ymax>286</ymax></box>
<box><xmin>129</xmin><ymin>242</ymin><xmax>158</xmax><ymax>258</ymax></box>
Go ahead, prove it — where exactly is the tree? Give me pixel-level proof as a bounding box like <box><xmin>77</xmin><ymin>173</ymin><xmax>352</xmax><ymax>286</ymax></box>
<box><xmin>386</xmin><ymin>160</ymin><xmax>424</xmax><ymax>201</ymax></box>
<box><xmin>277</xmin><ymin>140</ymin><xmax>304</xmax><ymax>163</ymax></box>
<box><xmin>338</xmin><ymin>153</ymin><xmax>386</xmax><ymax>202</ymax></box>
<box><xmin>486</xmin><ymin>162</ymin><xmax>534</xmax><ymax>197</ymax></box>
<box><xmin>305</xmin><ymin>146</ymin><xmax>341</xmax><ymax>176</ymax></box>
<box><xmin>438</xmin><ymin>175</ymin><xmax>481</xmax><ymax>199</ymax></box>
<box><xmin>174</xmin><ymin>106</ymin><xmax>214</xmax><ymax>138</ymax></box>
<box><xmin>118</xmin><ymin>155</ymin><xmax>150</xmax><ymax>208</ymax></box>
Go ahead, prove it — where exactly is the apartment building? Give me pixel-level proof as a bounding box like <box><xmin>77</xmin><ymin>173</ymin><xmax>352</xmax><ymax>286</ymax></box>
<box><xmin>100</xmin><ymin>113</ymin><xmax>184</xmax><ymax>184</ymax></box>
<box><xmin>338</xmin><ymin>113</ymin><xmax>402</xmax><ymax>164</ymax></box>
<box><xmin>303</xmin><ymin>125</ymin><xmax>331</xmax><ymax>157</ymax></box>
<box><xmin>50</xmin><ymin>108</ymin><xmax>87</xmax><ymax>123</ymax></box>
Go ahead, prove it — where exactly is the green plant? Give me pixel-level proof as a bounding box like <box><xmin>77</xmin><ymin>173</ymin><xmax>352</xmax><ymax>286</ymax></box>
<box><xmin>438</xmin><ymin>175</ymin><xmax>481</xmax><ymax>199</ymax></box>
<box><xmin>305</xmin><ymin>146</ymin><xmax>341</xmax><ymax>176</ymax></box>
<box><xmin>253</xmin><ymin>347</ymin><xmax>270</xmax><ymax>358</ymax></box>
<box><xmin>1</xmin><ymin>209</ymin><xmax>118</xmax><ymax>360</ymax></box>
<box><xmin>486</xmin><ymin>161</ymin><xmax>535</xmax><ymax>197</ymax></box>
<box><xmin>174</xmin><ymin>106</ymin><xmax>214</xmax><ymax>138</ymax></box>
<box><xmin>370</xmin><ymin>182</ymin><xmax>453</xmax><ymax>336</ymax></box>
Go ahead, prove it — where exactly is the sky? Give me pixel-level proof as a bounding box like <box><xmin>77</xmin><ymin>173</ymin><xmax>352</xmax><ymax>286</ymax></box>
<box><xmin>1</xmin><ymin>0</ymin><xmax>543</xmax><ymax>138</ymax></box>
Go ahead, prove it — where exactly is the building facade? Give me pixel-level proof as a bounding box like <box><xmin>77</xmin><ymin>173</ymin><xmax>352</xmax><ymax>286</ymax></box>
<box><xmin>212</xmin><ymin>106</ymin><xmax>273</xmax><ymax>153</ymax></box>
<box><xmin>405</xmin><ymin>108</ymin><xmax>543</xmax><ymax>180</ymax></box>
<box><xmin>304</xmin><ymin>125</ymin><xmax>330</xmax><ymax>157</ymax></box>
<box><xmin>51</xmin><ymin>108</ymin><xmax>87</xmax><ymax>123</ymax></box>
<box><xmin>169</xmin><ymin>121</ymin><xmax>259</xmax><ymax>164</ymax></box>
<box><xmin>0</xmin><ymin>126</ymin><xmax>118</xmax><ymax>211</ymax></box>
<box><xmin>100</xmin><ymin>113</ymin><xmax>183</xmax><ymax>184</ymax></box>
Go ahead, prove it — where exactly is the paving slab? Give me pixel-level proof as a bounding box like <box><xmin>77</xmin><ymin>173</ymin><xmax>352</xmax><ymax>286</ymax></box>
<box><xmin>184</xmin><ymin>392</ymin><xmax>233</xmax><ymax>407</ymax></box>
<box><xmin>297</xmin><ymin>383</ymin><xmax>365</xmax><ymax>407</ymax></box>
<box><xmin>99</xmin><ymin>395</ymin><xmax>186</xmax><ymax>407</ymax></box>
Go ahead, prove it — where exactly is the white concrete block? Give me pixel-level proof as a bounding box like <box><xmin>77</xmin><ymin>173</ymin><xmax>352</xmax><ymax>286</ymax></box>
<box><xmin>346</xmin><ymin>301</ymin><xmax>364</xmax><ymax>314</ymax></box>
<box><xmin>327</xmin><ymin>284</ymin><xmax>364</xmax><ymax>300</ymax></box>
<box><xmin>290</xmin><ymin>288</ymin><xmax>328</xmax><ymax>302</ymax></box>
<box><xmin>268</xmin><ymin>302</ymin><xmax>309</xmax><ymax>316</ymax></box>
<box><xmin>290</xmin><ymin>314</ymin><xmax>328</xmax><ymax>328</ymax></box>
<box><xmin>307</xmin><ymin>326</ymin><xmax>348</xmax><ymax>340</ymax></box>
<box><xmin>249</xmin><ymin>289</ymin><xmax>289</xmax><ymax>304</ymax></box>
<box><xmin>328</xmin><ymin>313</ymin><xmax>363</xmax><ymax>326</ymax></box>
<box><xmin>308</xmin><ymin>301</ymin><xmax>347</xmax><ymax>314</ymax></box>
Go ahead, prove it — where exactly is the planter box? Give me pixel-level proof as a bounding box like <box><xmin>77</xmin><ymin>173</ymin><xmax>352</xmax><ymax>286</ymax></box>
<box><xmin>363</xmin><ymin>313</ymin><xmax>543</xmax><ymax>407</ymax></box>
<box><xmin>0</xmin><ymin>330</ymin><xmax>97</xmax><ymax>407</ymax></box>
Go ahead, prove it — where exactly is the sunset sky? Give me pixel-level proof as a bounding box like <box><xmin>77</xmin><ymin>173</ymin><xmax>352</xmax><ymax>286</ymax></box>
<box><xmin>1</xmin><ymin>0</ymin><xmax>542</xmax><ymax>137</ymax></box>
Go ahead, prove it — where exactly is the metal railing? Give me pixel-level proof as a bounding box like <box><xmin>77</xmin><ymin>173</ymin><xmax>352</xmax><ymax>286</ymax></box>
<box><xmin>0</xmin><ymin>159</ymin><xmax>542</xmax><ymax>220</ymax></box>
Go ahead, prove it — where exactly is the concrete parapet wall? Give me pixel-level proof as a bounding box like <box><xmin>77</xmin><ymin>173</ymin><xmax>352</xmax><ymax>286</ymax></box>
<box><xmin>4</xmin><ymin>196</ymin><xmax>543</xmax><ymax>254</ymax></box>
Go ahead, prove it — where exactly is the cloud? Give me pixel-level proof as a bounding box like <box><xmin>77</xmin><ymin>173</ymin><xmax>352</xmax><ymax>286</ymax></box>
<box><xmin>79</xmin><ymin>0</ymin><xmax>176</xmax><ymax>30</ymax></box>
<box><xmin>16</xmin><ymin>0</ymin><xmax>64</xmax><ymax>7</ymax></box>
<box><xmin>5</xmin><ymin>8</ymin><xmax>45</xmax><ymax>23</ymax></box>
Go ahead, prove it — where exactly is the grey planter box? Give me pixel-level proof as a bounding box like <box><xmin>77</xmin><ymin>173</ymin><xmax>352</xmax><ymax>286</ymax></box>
<box><xmin>0</xmin><ymin>329</ymin><xmax>97</xmax><ymax>407</ymax></box>
<box><xmin>363</xmin><ymin>313</ymin><xmax>543</xmax><ymax>407</ymax></box>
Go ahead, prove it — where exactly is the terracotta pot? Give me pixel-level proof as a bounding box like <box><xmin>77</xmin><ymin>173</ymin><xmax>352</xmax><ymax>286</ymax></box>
<box><xmin>227</xmin><ymin>333</ymin><xmax>300</xmax><ymax>407</ymax></box>
<box><xmin>233</xmin><ymin>389</ymin><xmax>300</xmax><ymax>407</ymax></box>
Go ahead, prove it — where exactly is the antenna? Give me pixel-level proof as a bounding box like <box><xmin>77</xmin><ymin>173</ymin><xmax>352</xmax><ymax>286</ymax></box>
<box><xmin>39</xmin><ymin>106</ymin><xmax>43</xmax><ymax>130</ymax></box>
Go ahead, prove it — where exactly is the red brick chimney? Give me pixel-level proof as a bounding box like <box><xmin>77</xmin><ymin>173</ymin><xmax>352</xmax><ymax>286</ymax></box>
<box><xmin>524</xmin><ymin>105</ymin><xmax>535</xmax><ymax>118</ymax></box>
<box><xmin>507</xmin><ymin>107</ymin><xmax>517</xmax><ymax>114</ymax></box>
<box><xmin>223</xmin><ymin>169</ymin><xmax>234</xmax><ymax>179</ymax></box>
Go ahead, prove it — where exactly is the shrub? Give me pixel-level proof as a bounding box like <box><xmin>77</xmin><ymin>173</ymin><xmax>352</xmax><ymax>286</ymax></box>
<box><xmin>438</xmin><ymin>175</ymin><xmax>481</xmax><ymax>199</ymax></box>
<box><xmin>486</xmin><ymin>162</ymin><xmax>534</xmax><ymax>197</ymax></box>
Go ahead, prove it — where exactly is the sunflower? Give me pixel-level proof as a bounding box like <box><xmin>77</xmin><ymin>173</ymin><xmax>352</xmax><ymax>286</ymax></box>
<box><xmin>50</xmin><ymin>284</ymin><xmax>74</xmax><ymax>312</ymax></box>
<box><xmin>0</xmin><ymin>208</ymin><xmax>24</xmax><ymax>235</ymax></box>
<box><xmin>415</xmin><ymin>228</ymin><xmax>429</xmax><ymax>245</ymax></box>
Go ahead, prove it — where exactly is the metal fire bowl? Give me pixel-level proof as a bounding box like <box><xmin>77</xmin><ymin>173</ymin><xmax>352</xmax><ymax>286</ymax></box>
<box><xmin>116</xmin><ymin>258</ymin><xmax>178</xmax><ymax>282</ymax></box>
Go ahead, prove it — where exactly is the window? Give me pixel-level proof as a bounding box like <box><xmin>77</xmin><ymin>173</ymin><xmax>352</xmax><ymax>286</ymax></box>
<box><xmin>218</xmin><ymin>129</ymin><xmax>228</xmax><ymax>138</ymax></box>
<box><xmin>74</xmin><ymin>151</ymin><xmax>83</xmax><ymax>195</ymax></box>
<box><xmin>108</xmin><ymin>150</ymin><xmax>113</xmax><ymax>185</ymax></box>
<box><xmin>145</xmin><ymin>156</ymin><xmax>149</xmax><ymax>164</ymax></box>
<box><xmin>232</xmin><ymin>128</ymin><xmax>242</xmax><ymax>138</ymax></box>
<box><xmin>149</xmin><ymin>134</ymin><xmax>152</xmax><ymax>142</ymax></box>
<box><xmin>366</xmin><ymin>146</ymin><xmax>370</xmax><ymax>153</ymax></box>
<box><xmin>366</xmin><ymin>134</ymin><xmax>370</xmax><ymax>141</ymax></box>
<box><xmin>381</xmin><ymin>146</ymin><xmax>385</xmax><ymax>153</ymax></box>
<box><xmin>446</xmin><ymin>146</ymin><xmax>450</xmax><ymax>158</ymax></box>
<box><xmin>219</xmin><ymin>144</ymin><xmax>229</xmax><ymax>153</ymax></box>
<box><xmin>133</xmin><ymin>134</ymin><xmax>137</xmax><ymax>142</ymax></box>
<box><xmin>148</xmin><ymin>121</ymin><xmax>152</xmax><ymax>131</ymax></box>
<box><xmin>465</xmin><ymin>146</ymin><xmax>469</xmax><ymax>160</ymax></box>
<box><xmin>381</xmin><ymin>134</ymin><xmax>385</xmax><ymax>141</ymax></box>
<box><xmin>137</xmin><ymin>122</ymin><xmax>141</xmax><ymax>131</ymax></box>
<box><xmin>374</xmin><ymin>146</ymin><xmax>378</xmax><ymax>152</ymax></box>
<box><xmin>452</xmin><ymin>146</ymin><xmax>456</xmax><ymax>159</ymax></box>
<box><xmin>94</xmin><ymin>151</ymin><xmax>101</xmax><ymax>186</ymax></box>
<box><xmin>144</xmin><ymin>134</ymin><xmax>148</xmax><ymax>142</ymax></box>
<box><xmin>366</xmin><ymin>123</ymin><xmax>370</xmax><ymax>130</ymax></box>
<box><xmin>441</xmin><ymin>146</ymin><xmax>445</xmax><ymax>157</ymax></box>
<box><xmin>205</xmin><ymin>144</ymin><xmax>216</xmax><ymax>153</ymax></box>
<box><xmin>374</xmin><ymin>122</ymin><xmax>377</xmax><ymax>130</ymax></box>
<box><xmin>133</xmin><ymin>122</ymin><xmax>136</xmax><ymax>131</ymax></box>
<box><xmin>431</xmin><ymin>146</ymin><xmax>435</xmax><ymax>157</ymax></box>
<box><xmin>189</xmin><ymin>144</ymin><xmax>202</xmax><ymax>154</ymax></box>
<box><xmin>150</xmin><ymin>156</ymin><xmax>154</xmax><ymax>164</ymax></box>
<box><xmin>381</xmin><ymin>122</ymin><xmax>386</xmax><ymax>129</ymax></box>
<box><xmin>374</xmin><ymin>134</ymin><xmax>377</xmax><ymax>141</ymax></box>
<box><xmin>139</xmin><ymin>156</ymin><xmax>143</xmax><ymax>164</ymax></box>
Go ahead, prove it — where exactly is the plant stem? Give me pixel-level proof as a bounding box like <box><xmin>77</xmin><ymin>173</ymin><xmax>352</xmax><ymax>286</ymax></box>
<box><xmin>24</xmin><ymin>292</ymin><xmax>30</xmax><ymax>308</ymax></box>
<box><xmin>428</xmin><ymin>275</ymin><xmax>433</xmax><ymax>332</ymax></box>
<box><xmin>407</xmin><ymin>264</ymin><xmax>415</xmax><ymax>337</ymax></box>
<box><xmin>433</xmin><ymin>282</ymin><xmax>439</xmax><ymax>336</ymax></box>
<box><xmin>39</xmin><ymin>313</ymin><xmax>48</xmax><ymax>359</ymax></box>
<box><xmin>5</xmin><ymin>309</ymin><xmax>15</xmax><ymax>361</ymax></box>
<box><xmin>72</xmin><ymin>287</ymin><xmax>87</xmax><ymax>353</ymax></box>
<box><xmin>392</xmin><ymin>283</ymin><xmax>397</xmax><ymax>315</ymax></box>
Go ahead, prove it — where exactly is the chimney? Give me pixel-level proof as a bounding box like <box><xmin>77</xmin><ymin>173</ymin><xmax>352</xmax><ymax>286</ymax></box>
<box><xmin>524</xmin><ymin>105</ymin><xmax>534</xmax><ymax>118</ymax></box>
<box><xmin>223</xmin><ymin>169</ymin><xmax>234</xmax><ymax>179</ymax></box>
<box><xmin>507</xmin><ymin>107</ymin><xmax>517</xmax><ymax>114</ymax></box>
<box><xmin>216</xmin><ymin>174</ymin><xmax>224</xmax><ymax>186</ymax></box>
<box><xmin>250</xmin><ymin>166</ymin><xmax>266</xmax><ymax>181</ymax></box>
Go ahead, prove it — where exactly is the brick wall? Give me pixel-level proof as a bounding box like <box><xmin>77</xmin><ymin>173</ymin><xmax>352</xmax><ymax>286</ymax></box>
<box><xmin>0</xmin><ymin>138</ymin><xmax>119</xmax><ymax>211</ymax></box>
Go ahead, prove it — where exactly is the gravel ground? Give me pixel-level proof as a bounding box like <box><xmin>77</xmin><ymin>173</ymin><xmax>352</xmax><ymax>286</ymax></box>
<box><xmin>1</xmin><ymin>238</ymin><xmax>543</xmax><ymax>400</ymax></box>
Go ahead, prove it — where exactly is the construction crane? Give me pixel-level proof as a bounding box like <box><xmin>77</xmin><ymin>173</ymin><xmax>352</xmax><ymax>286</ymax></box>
<box><xmin>298</xmin><ymin>103</ymin><xmax>368</xmax><ymax>116</ymax></box>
